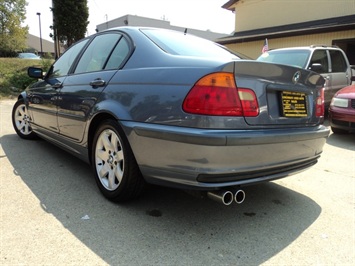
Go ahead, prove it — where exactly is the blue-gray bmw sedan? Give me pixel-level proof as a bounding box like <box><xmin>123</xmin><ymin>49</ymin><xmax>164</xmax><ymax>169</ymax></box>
<box><xmin>12</xmin><ymin>27</ymin><xmax>329</xmax><ymax>205</ymax></box>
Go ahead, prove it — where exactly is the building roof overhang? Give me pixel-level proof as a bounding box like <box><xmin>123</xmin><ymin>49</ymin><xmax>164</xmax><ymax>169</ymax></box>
<box><xmin>217</xmin><ymin>15</ymin><xmax>355</xmax><ymax>44</ymax></box>
<box><xmin>222</xmin><ymin>0</ymin><xmax>239</xmax><ymax>11</ymax></box>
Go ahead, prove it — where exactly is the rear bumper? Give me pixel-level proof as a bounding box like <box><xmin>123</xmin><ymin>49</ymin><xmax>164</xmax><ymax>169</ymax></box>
<box><xmin>196</xmin><ymin>157</ymin><xmax>318</xmax><ymax>183</ymax></box>
<box><xmin>121</xmin><ymin>121</ymin><xmax>329</xmax><ymax>189</ymax></box>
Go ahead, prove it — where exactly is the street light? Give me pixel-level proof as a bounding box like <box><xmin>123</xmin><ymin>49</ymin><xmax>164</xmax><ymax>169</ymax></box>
<box><xmin>36</xmin><ymin>12</ymin><xmax>43</xmax><ymax>56</ymax></box>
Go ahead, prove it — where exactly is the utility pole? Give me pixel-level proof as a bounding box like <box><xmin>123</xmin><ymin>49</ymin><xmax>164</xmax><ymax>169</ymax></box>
<box><xmin>52</xmin><ymin>0</ymin><xmax>60</xmax><ymax>59</ymax></box>
<box><xmin>36</xmin><ymin>12</ymin><xmax>43</xmax><ymax>55</ymax></box>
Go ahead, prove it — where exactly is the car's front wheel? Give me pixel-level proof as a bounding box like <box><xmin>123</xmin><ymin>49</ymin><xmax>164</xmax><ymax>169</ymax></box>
<box><xmin>12</xmin><ymin>99</ymin><xmax>37</xmax><ymax>140</ymax></box>
<box><xmin>91</xmin><ymin>120</ymin><xmax>145</xmax><ymax>202</ymax></box>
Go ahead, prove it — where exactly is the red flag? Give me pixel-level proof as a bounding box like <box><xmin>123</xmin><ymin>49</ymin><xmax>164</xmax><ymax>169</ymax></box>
<box><xmin>262</xmin><ymin>38</ymin><xmax>269</xmax><ymax>53</ymax></box>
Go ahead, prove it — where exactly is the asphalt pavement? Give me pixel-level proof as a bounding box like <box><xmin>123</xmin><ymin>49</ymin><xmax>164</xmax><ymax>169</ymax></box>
<box><xmin>1</xmin><ymin>99</ymin><xmax>354</xmax><ymax>265</ymax></box>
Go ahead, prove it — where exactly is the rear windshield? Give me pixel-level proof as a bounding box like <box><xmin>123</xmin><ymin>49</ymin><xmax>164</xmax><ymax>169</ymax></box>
<box><xmin>257</xmin><ymin>50</ymin><xmax>310</xmax><ymax>68</ymax></box>
<box><xmin>141</xmin><ymin>29</ymin><xmax>245</xmax><ymax>59</ymax></box>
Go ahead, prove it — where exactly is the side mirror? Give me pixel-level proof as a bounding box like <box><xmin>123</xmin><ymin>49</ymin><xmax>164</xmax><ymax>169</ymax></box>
<box><xmin>310</xmin><ymin>63</ymin><xmax>323</xmax><ymax>73</ymax></box>
<box><xmin>28</xmin><ymin>67</ymin><xmax>43</xmax><ymax>79</ymax></box>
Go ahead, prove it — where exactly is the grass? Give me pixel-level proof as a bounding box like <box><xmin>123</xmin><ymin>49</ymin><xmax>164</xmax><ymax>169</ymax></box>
<box><xmin>0</xmin><ymin>58</ymin><xmax>53</xmax><ymax>99</ymax></box>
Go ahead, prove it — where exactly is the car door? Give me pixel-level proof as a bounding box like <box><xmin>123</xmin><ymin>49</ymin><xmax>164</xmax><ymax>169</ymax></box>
<box><xmin>308</xmin><ymin>49</ymin><xmax>333</xmax><ymax>104</ymax></box>
<box><xmin>27</xmin><ymin>39</ymin><xmax>89</xmax><ymax>133</ymax></box>
<box><xmin>328</xmin><ymin>49</ymin><xmax>351</xmax><ymax>95</ymax></box>
<box><xmin>26</xmin><ymin>77</ymin><xmax>63</xmax><ymax>132</ymax></box>
<box><xmin>57</xmin><ymin>32</ymin><xmax>130</xmax><ymax>142</ymax></box>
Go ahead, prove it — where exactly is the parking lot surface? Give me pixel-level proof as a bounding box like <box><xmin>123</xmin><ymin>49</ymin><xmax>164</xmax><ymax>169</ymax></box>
<box><xmin>1</xmin><ymin>99</ymin><xmax>354</xmax><ymax>265</ymax></box>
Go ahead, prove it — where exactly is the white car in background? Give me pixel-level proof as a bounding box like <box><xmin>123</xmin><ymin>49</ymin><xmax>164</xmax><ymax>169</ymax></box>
<box><xmin>18</xmin><ymin>53</ymin><xmax>41</xmax><ymax>60</ymax></box>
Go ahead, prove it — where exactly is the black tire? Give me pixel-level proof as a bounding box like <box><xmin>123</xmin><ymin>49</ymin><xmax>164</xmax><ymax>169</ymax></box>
<box><xmin>12</xmin><ymin>99</ymin><xmax>38</xmax><ymax>140</ymax></box>
<box><xmin>331</xmin><ymin>126</ymin><xmax>348</xmax><ymax>134</ymax></box>
<box><xmin>91</xmin><ymin>119</ymin><xmax>145</xmax><ymax>202</ymax></box>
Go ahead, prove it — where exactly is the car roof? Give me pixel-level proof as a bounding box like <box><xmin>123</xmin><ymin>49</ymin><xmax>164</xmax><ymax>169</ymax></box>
<box><xmin>267</xmin><ymin>45</ymin><xmax>342</xmax><ymax>52</ymax></box>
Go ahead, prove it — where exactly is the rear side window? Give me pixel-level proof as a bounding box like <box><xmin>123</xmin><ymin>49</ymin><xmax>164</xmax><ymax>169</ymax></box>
<box><xmin>74</xmin><ymin>33</ymin><xmax>121</xmax><ymax>74</ymax></box>
<box><xmin>309</xmin><ymin>50</ymin><xmax>329</xmax><ymax>73</ymax></box>
<box><xmin>105</xmin><ymin>37</ymin><xmax>130</xmax><ymax>70</ymax></box>
<box><xmin>141</xmin><ymin>29</ymin><xmax>242</xmax><ymax>59</ymax></box>
<box><xmin>329</xmin><ymin>50</ymin><xmax>347</xmax><ymax>72</ymax></box>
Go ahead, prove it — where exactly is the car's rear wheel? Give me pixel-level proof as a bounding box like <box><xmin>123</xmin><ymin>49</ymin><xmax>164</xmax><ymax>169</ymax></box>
<box><xmin>12</xmin><ymin>99</ymin><xmax>37</xmax><ymax>140</ymax></box>
<box><xmin>92</xmin><ymin>120</ymin><xmax>145</xmax><ymax>202</ymax></box>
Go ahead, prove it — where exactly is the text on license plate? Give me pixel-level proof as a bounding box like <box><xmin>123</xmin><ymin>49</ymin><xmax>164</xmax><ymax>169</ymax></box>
<box><xmin>281</xmin><ymin>91</ymin><xmax>307</xmax><ymax>117</ymax></box>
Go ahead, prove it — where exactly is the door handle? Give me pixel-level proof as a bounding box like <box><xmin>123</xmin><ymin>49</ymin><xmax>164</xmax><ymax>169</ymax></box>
<box><xmin>90</xmin><ymin>79</ymin><xmax>106</xmax><ymax>88</ymax></box>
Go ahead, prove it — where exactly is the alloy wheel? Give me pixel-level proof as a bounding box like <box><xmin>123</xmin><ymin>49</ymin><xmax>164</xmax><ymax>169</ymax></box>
<box><xmin>94</xmin><ymin>128</ymin><xmax>124</xmax><ymax>191</ymax></box>
<box><xmin>14</xmin><ymin>103</ymin><xmax>33</xmax><ymax>136</ymax></box>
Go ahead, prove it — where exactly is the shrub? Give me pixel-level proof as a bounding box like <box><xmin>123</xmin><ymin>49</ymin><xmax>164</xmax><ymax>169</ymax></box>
<box><xmin>7</xmin><ymin>70</ymin><xmax>37</xmax><ymax>90</ymax></box>
<box><xmin>0</xmin><ymin>58</ymin><xmax>54</xmax><ymax>99</ymax></box>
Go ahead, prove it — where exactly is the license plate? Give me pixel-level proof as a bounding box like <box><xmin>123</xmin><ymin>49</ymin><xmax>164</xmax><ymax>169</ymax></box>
<box><xmin>281</xmin><ymin>91</ymin><xmax>307</xmax><ymax>117</ymax></box>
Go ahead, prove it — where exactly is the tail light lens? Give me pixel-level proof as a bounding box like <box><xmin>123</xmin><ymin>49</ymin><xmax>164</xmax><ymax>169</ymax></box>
<box><xmin>182</xmin><ymin>72</ymin><xmax>259</xmax><ymax>117</ymax></box>
<box><xmin>316</xmin><ymin>87</ymin><xmax>324</xmax><ymax>117</ymax></box>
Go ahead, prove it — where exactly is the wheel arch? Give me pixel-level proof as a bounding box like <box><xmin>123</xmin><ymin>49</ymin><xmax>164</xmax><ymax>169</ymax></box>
<box><xmin>87</xmin><ymin>112</ymin><xmax>118</xmax><ymax>164</ymax></box>
<box><xmin>87</xmin><ymin>99</ymin><xmax>134</xmax><ymax>162</ymax></box>
<box><xmin>17</xmin><ymin>91</ymin><xmax>27</xmax><ymax>101</ymax></box>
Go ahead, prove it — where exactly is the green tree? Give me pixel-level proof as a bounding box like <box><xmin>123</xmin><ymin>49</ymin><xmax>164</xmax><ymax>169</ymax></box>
<box><xmin>51</xmin><ymin>0</ymin><xmax>89</xmax><ymax>48</ymax></box>
<box><xmin>0</xmin><ymin>0</ymin><xmax>28</xmax><ymax>56</ymax></box>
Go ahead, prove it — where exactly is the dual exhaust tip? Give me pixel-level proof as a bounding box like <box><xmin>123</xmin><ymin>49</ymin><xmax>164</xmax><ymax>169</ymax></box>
<box><xmin>207</xmin><ymin>189</ymin><xmax>245</xmax><ymax>206</ymax></box>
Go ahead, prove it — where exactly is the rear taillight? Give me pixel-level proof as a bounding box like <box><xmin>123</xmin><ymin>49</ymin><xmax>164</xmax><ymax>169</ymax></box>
<box><xmin>238</xmin><ymin>88</ymin><xmax>259</xmax><ymax>117</ymax></box>
<box><xmin>182</xmin><ymin>72</ymin><xmax>259</xmax><ymax>117</ymax></box>
<box><xmin>316</xmin><ymin>87</ymin><xmax>324</xmax><ymax>117</ymax></box>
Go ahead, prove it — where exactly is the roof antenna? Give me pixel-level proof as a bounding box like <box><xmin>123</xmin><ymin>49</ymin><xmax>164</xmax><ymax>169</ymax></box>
<box><xmin>184</xmin><ymin>28</ymin><xmax>187</xmax><ymax>35</ymax></box>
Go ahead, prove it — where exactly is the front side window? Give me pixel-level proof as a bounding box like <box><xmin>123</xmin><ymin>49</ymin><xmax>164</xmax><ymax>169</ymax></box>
<box><xmin>309</xmin><ymin>50</ymin><xmax>329</xmax><ymax>73</ymax></box>
<box><xmin>74</xmin><ymin>33</ymin><xmax>122</xmax><ymax>74</ymax></box>
<box><xmin>47</xmin><ymin>39</ymin><xmax>89</xmax><ymax>79</ymax></box>
<box><xmin>329</xmin><ymin>50</ymin><xmax>347</xmax><ymax>73</ymax></box>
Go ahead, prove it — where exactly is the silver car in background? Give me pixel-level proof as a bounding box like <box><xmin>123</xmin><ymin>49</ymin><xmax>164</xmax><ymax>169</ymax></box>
<box><xmin>257</xmin><ymin>45</ymin><xmax>352</xmax><ymax>107</ymax></box>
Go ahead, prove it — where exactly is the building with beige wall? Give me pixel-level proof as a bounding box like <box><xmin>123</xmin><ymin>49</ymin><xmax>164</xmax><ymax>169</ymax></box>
<box><xmin>218</xmin><ymin>0</ymin><xmax>355</xmax><ymax>63</ymax></box>
<box><xmin>26</xmin><ymin>34</ymin><xmax>55</xmax><ymax>55</ymax></box>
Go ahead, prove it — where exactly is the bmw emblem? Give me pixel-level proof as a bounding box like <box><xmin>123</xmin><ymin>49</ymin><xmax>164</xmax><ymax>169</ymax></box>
<box><xmin>292</xmin><ymin>71</ymin><xmax>301</xmax><ymax>84</ymax></box>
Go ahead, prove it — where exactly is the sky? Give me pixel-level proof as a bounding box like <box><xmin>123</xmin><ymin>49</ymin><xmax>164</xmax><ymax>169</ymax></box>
<box><xmin>24</xmin><ymin>0</ymin><xmax>235</xmax><ymax>41</ymax></box>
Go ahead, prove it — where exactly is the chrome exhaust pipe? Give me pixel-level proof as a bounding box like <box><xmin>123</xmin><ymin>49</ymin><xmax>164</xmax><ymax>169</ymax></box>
<box><xmin>234</xmin><ymin>189</ymin><xmax>245</xmax><ymax>204</ymax></box>
<box><xmin>207</xmin><ymin>190</ymin><xmax>234</xmax><ymax>206</ymax></box>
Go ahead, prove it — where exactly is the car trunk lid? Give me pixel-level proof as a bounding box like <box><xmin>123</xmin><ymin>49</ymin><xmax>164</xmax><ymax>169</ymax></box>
<box><xmin>233</xmin><ymin>61</ymin><xmax>325</xmax><ymax>126</ymax></box>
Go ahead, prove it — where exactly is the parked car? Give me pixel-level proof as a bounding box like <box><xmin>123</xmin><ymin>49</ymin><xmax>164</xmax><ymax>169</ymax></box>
<box><xmin>257</xmin><ymin>45</ymin><xmax>353</xmax><ymax>107</ymax></box>
<box><xmin>18</xmin><ymin>52</ymin><xmax>41</xmax><ymax>60</ymax></box>
<box><xmin>12</xmin><ymin>27</ymin><xmax>329</xmax><ymax>205</ymax></box>
<box><xmin>329</xmin><ymin>84</ymin><xmax>355</xmax><ymax>134</ymax></box>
